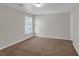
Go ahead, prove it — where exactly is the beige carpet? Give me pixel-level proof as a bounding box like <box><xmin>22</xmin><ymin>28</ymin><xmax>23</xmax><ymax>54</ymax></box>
<box><xmin>0</xmin><ymin>37</ymin><xmax>78</xmax><ymax>56</ymax></box>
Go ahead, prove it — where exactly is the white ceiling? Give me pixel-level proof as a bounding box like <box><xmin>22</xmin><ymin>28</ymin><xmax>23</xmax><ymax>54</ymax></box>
<box><xmin>0</xmin><ymin>3</ymin><xmax>77</xmax><ymax>15</ymax></box>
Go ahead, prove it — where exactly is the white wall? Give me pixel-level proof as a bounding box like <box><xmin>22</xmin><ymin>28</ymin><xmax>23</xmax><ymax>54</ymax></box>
<box><xmin>35</xmin><ymin>13</ymin><xmax>71</xmax><ymax>40</ymax></box>
<box><xmin>0</xmin><ymin>6</ymin><xmax>4</xmax><ymax>42</ymax></box>
<box><xmin>0</xmin><ymin>5</ymin><xmax>34</xmax><ymax>50</ymax></box>
<box><xmin>71</xmin><ymin>4</ymin><xmax>79</xmax><ymax>55</ymax></box>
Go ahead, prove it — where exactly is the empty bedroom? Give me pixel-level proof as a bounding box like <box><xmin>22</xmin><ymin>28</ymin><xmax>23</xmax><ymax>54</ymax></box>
<box><xmin>0</xmin><ymin>3</ymin><xmax>79</xmax><ymax>56</ymax></box>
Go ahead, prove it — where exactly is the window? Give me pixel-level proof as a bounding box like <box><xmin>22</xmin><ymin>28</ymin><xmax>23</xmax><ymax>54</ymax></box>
<box><xmin>25</xmin><ymin>16</ymin><xmax>32</xmax><ymax>34</ymax></box>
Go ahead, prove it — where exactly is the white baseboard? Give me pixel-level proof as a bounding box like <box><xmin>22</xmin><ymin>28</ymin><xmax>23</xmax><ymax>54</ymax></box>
<box><xmin>73</xmin><ymin>42</ymin><xmax>79</xmax><ymax>55</ymax></box>
<box><xmin>0</xmin><ymin>34</ymin><xmax>71</xmax><ymax>51</ymax></box>
<box><xmin>35</xmin><ymin>35</ymin><xmax>70</xmax><ymax>40</ymax></box>
<box><xmin>0</xmin><ymin>34</ymin><xmax>34</xmax><ymax>50</ymax></box>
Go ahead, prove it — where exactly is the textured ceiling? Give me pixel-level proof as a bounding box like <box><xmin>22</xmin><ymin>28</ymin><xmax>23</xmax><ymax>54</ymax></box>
<box><xmin>0</xmin><ymin>3</ymin><xmax>76</xmax><ymax>15</ymax></box>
